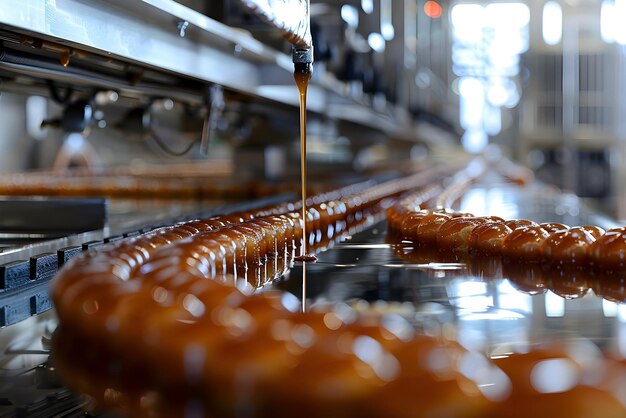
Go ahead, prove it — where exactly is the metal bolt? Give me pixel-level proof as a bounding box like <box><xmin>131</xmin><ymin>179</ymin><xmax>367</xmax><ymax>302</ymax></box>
<box><xmin>177</xmin><ymin>20</ymin><xmax>189</xmax><ymax>37</ymax></box>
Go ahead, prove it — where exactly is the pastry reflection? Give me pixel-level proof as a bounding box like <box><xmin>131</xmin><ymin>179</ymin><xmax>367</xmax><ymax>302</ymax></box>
<box><xmin>391</xmin><ymin>232</ymin><xmax>626</xmax><ymax>306</ymax></box>
<box><xmin>594</xmin><ymin>272</ymin><xmax>626</xmax><ymax>303</ymax></box>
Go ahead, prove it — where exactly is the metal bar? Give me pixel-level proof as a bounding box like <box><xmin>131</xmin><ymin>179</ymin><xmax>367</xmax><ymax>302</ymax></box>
<box><xmin>0</xmin><ymin>0</ymin><xmax>400</xmax><ymax>135</ymax></box>
<box><xmin>0</xmin><ymin>60</ymin><xmax>204</xmax><ymax>105</ymax></box>
<box><xmin>562</xmin><ymin>19</ymin><xmax>579</xmax><ymax>193</ymax></box>
<box><xmin>0</xmin><ymin>0</ymin><xmax>277</xmax><ymax>91</ymax></box>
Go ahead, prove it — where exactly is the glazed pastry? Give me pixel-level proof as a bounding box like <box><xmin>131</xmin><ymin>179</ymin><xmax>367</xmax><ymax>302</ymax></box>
<box><xmin>54</xmin><ymin>172</ymin><xmax>486</xmax><ymax>418</ymax></box>
<box><xmin>487</xmin><ymin>348</ymin><xmax>626</xmax><ymax>418</ymax></box>
<box><xmin>386</xmin><ymin>186</ymin><xmax>623</xmax><ymax>271</ymax></box>
<box><xmin>588</xmin><ymin>227</ymin><xmax>626</xmax><ymax>270</ymax></box>
<box><xmin>399</xmin><ymin>210</ymin><xmax>429</xmax><ymax>240</ymax></box>
<box><xmin>578</xmin><ymin>225</ymin><xmax>605</xmax><ymax>240</ymax></box>
<box><xmin>504</xmin><ymin>219</ymin><xmax>538</xmax><ymax>230</ymax></box>
<box><xmin>501</xmin><ymin>226</ymin><xmax>550</xmax><ymax>261</ymax></box>
<box><xmin>468</xmin><ymin>222</ymin><xmax>513</xmax><ymax>255</ymax></box>
<box><xmin>541</xmin><ymin>227</ymin><xmax>596</xmax><ymax>265</ymax></box>
<box><xmin>540</xmin><ymin>222</ymin><xmax>569</xmax><ymax>233</ymax></box>
<box><xmin>436</xmin><ymin>217</ymin><xmax>492</xmax><ymax>252</ymax></box>
<box><xmin>411</xmin><ymin>212</ymin><xmax>453</xmax><ymax>243</ymax></box>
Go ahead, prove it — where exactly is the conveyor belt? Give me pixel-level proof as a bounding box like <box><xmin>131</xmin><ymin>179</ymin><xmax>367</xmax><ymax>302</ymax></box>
<box><xmin>1</xmin><ymin>178</ymin><xmax>623</xmax><ymax>417</ymax></box>
<box><xmin>0</xmin><ymin>194</ymin><xmax>293</xmax><ymax>328</ymax></box>
<box><xmin>274</xmin><ymin>180</ymin><xmax>622</xmax><ymax>358</ymax></box>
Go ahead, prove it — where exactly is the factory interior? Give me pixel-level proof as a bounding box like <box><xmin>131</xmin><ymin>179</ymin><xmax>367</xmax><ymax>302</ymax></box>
<box><xmin>3</xmin><ymin>0</ymin><xmax>626</xmax><ymax>417</ymax></box>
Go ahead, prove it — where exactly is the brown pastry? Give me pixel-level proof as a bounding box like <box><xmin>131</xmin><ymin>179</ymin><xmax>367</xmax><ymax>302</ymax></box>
<box><xmin>501</xmin><ymin>226</ymin><xmax>550</xmax><ymax>261</ymax></box>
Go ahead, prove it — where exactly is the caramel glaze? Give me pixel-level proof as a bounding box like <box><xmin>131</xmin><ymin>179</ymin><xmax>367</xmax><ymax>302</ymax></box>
<box><xmin>53</xmin><ymin>172</ymin><xmax>465</xmax><ymax>418</ymax></box>
<box><xmin>468</xmin><ymin>222</ymin><xmax>513</xmax><ymax>255</ymax></box>
<box><xmin>398</xmin><ymin>210</ymin><xmax>429</xmax><ymax>239</ymax></box>
<box><xmin>486</xmin><ymin>348</ymin><xmax>626</xmax><ymax>418</ymax></box>
<box><xmin>387</xmin><ymin>182</ymin><xmax>626</xmax><ymax>308</ymax></box>
<box><xmin>389</xmin><ymin>199</ymin><xmax>619</xmax><ymax>271</ymax></box>
<box><xmin>501</xmin><ymin>226</ymin><xmax>550</xmax><ymax>261</ymax></box>
<box><xmin>387</xmin><ymin>179</ymin><xmax>626</xmax><ymax>417</ymax></box>
<box><xmin>411</xmin><ymin>212</ymin><xmax>453</xmax><ymax>243</ymax></box>
<box><xmin>504</xmin><ymin>219</ymin><xmax>538</xmax><ymax>230</ymax></box>
<box><xmin>0</xmin><ymin>176</ymin><xmax>335</xmax><ymax>200</ymax></box>
<box><xmin>436</xmin><ymin>216</ymin><xmax>492</xmax><ymax>253</ymax></box>
<box><xmin>540</xmin><ymin>227</ymin><xmax>597</xmax><ymax>266</ymax></box>
<box><xmin>540</xmin><ymin>222</ymin><xmax>569</xmax><ymax>233</ymax></box>
<box><xmin>294</xmin><ymin>65</ymin><xmax>315</xmax><ymax>262</ymax></box>
<box><xmin>588</xmin><ymin>227</ymin><xmax>626</xmax><ymax>270</ymax></box>
<box><xmin>52</xmin><ymin>161</ymin><xmax>626</xmax><ymax>418</ymax></box>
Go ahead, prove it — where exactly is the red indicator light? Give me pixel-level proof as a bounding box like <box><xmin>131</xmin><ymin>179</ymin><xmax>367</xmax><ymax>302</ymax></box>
<box><xmin>424</xmin><ymin>1</ymin><xmax>442</xmax><ymax>18</ymax></box>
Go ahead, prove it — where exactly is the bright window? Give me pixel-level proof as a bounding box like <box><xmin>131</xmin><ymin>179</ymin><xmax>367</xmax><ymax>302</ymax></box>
<box><xmin>451</xmin><ymin>2</ymin><xmax>529</xmax><ymax>152</ymax></box>
<box><xmin>542</xmin><ymin>1</ymin><xmax>562</xmax><ymax>46</ymax></box>
<box><xmin>601</xmin><ymin>0</ymin><xmax>615</xmax><ymax>43</ymax></box>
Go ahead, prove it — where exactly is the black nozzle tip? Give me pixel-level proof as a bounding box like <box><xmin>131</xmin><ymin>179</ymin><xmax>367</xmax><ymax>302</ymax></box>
<box><xmin>292</xmin><ymin>46</ymin><xmax>314</xmax><ymax>64</ymax></box>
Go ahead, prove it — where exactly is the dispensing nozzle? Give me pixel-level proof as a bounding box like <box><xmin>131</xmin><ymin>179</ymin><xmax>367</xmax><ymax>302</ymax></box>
<box><xmin>293</xmin><ymin>46</ymin><xmax>313</xmax><ymax>74</ymax></box>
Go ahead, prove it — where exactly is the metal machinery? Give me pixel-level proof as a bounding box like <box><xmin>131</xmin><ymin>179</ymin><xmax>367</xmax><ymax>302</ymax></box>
<box><xmin>0</xmin><ymin>1</ymin><xmax>460</xmax><ymax>415</ymax></box>
<box><xmin>0</xmin><ymin>1</ymin><xmax>460</xmax><ymax>177</ymax></box>
<box><xmin>0</xmin><ymin>0</ymin><xmax>460</xmax><ymax>308</ymax></box>
<box><xmin>2</xmin><ymin>1</ymin><xmax>626</xmax><ymax>417</ymax></box>
<box><xmin>520</xmin><ymin>0</ymin><xmax>620</xmax><ymax>201</ymax></box>
<box><xmin>0</xmin><ymin>0</ymin><xmax>457</xmax><ymax>311</ymax></box>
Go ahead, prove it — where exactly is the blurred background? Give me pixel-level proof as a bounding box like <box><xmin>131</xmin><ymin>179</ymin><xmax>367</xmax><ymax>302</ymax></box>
<box><xmin>1</xmin><ymin>0</ymin><xmax>625</xmax><ymax>218</ymax></box>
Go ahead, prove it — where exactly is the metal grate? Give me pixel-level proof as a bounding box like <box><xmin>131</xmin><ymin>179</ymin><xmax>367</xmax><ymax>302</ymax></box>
<box><xmin>578</xmin><ymin>53</ymin><xmax>610</xmax><ymax>130</ymax></box>
<box><xmin>534</xmin><ymin>54</ymin><xmax>563</xmax><ymax>131</ymax></box>
<box><xmin>531</xmin><ymin>52</ymin><xmax>612</xmax><ymax>131</ymax></box>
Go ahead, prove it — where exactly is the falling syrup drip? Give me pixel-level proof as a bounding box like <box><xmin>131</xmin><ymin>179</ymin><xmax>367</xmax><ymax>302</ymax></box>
<box><xmin>293</xmin><ymin>64</ymin><xmax>317</xmax><ymax>264</ymax></box>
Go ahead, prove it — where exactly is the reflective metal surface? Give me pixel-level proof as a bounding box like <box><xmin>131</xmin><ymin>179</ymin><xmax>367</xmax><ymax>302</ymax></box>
<box><xmin>0</xmin><ymin>0</ymin><xmax>397</xmax><ymax>134</ymax></box>
<box><xmin>1</xmin><ymin>181</ymin><xmax>625</xmax><ymax>416</ymax></box>
<box><xmin>0</xmin><ymin>0</ymin><xmax>281</xmax><ymax>90</ymax></box>
<box><xmin>276</xmin><ymin>182</ymin><xmax>624</xmax><ymax>361</ymax></box>
<box><xmin>238</xmin><ymin>0</ymin><xmax>312</xmax><ymax>48</ymax></box>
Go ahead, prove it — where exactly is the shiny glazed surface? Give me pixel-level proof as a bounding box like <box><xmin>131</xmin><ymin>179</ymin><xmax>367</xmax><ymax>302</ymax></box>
<box><xmin>22</xmin><ymin>175</ymin><xmax>626</xmax><ymax>418</ymax></box>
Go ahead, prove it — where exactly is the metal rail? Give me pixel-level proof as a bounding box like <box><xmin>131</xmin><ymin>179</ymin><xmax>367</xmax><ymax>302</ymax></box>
<box><xmin>0</xmin><ymin>0</ymin><xmax>398</xmax><ymax>134</ymax></box>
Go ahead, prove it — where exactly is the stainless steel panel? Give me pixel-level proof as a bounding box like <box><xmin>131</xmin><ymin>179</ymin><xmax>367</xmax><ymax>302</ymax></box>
<box><xmin>0</xmin><ymin>0</ymin><xmax>278</xmax><ymax>92</ymax></box>
<box><xmin>0</xmin><ymin>0</ymin><xmax>401</xmax><ymax>135</ymax></box>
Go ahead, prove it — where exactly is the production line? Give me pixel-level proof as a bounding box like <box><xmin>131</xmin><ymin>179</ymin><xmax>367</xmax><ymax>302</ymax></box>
<box><xmin>1</xmin><ymin>1</ymin><xmax>626</xmax><ymax>417</ymax></box>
